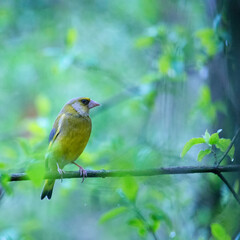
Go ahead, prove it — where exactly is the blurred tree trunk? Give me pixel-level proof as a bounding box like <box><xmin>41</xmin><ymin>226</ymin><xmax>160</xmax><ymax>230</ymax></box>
<box><xmin>205</xmin><ymin>0</ymin><xmax>240</xmax><ymax>236</ymax></box>
<box><xmin>208</xmin><ymin>0</ymin><xmax>240</xmax><ymax>158</ymax></box>
<box><xmin>225</xmin><ymin>0</ymin><xmax>240</xmax><ymax>131</ymax></box>
<box><xmin>221</xmin><ymin>0</ymin><xmax>240</xmax><ymax>158</ymax></box>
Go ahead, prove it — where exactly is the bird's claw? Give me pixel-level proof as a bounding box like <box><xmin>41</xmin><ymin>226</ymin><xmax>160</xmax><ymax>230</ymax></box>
<box><xmin>73</xmin><ymin>162</ymin><xmax>87</xmax><ymax>183</ymax></box>
<box><xmin>79</xmin><ymin>167</ymin><xmax>87</xmax><ymax>183</ymax></box>
<box><xmin>57</xmin><ymin>164</ymin><xmax>65</xmax><ymax>182</ymax></box>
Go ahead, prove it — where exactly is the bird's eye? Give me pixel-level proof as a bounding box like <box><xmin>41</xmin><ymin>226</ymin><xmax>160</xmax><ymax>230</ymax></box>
<box><xmin>81</xmin><ymin>99</ymin><xmax>90</xmax><ymax>105</ymax></box>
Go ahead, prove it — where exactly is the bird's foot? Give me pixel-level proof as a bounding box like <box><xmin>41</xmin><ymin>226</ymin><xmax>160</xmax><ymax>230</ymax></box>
<box><xmin>73</xmin><ymin>162</ymin><xmax>87</xmax><ymax>183</ymax></box>
<box><xmin>79</xmin><ymin>166</ymin><xmax>87</xmax><ymax>183</ymax></box>
<box><xmin>57</xmin><ymin>163</ymin><xmax>65</xmax><ymax>182</ymax></box>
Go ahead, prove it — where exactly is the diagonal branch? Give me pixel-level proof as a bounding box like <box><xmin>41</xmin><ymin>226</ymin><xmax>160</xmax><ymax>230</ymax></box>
<box><xmin>215</xmin><ymin>171</ymin><xmax>240</xmax><ymax>204</ymax></box>
<box><xmin>217</xmin><ymin>128</ymin><xmax>240</xmax><ymax>166</ymax></box>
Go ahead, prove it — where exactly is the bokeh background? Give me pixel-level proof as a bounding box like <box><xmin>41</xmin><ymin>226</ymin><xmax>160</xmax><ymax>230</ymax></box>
<box><xmin>0</xmin><ymin>0</ymin><xmax>240</xmax><ymax>239</ymax></box>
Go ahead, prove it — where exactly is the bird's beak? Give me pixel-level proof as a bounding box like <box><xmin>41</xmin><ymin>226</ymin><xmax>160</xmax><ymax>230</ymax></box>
<box><xmin>88</xmin><ymin>100</ymin><xmax>100</xmax><ymax>109</ymax></box>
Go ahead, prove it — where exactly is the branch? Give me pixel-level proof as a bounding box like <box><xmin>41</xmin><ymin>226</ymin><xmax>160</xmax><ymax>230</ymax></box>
<box><xmin>8</xmin><ymin>165</ymin><xmax>240</xmax><ymax>181</ymax></box>
<box><xmin>215</xmin><ymin>171</ymin><xmax>240</xmax><ymax>204</ymax></box>
<box><xmin>217</xmin><ymin>128</ymin><xmax>240</xmax><ymax>166</ymax></box>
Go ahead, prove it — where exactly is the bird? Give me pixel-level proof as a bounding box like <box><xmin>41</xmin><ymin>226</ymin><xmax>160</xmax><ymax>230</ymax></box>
<box><xmin>41</xmin><ymin>97</ymin><xmax>100</xmax><ymax>200</ymax></box>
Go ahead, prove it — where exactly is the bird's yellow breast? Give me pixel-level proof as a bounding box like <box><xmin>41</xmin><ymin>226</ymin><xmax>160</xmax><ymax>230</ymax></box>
<box><xmin>48</xmin><ymin>114</ymin><xmax>92</xmax><ymax>169</ymax></box>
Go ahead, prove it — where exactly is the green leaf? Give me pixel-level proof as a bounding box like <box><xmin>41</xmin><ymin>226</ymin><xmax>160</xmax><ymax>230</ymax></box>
<box><xmin>143</xmin><ymin>89</ymin><xmax>158</xmax><ymax>110</ymax></box>
<box><xmin>200</xmin><ymin>86</ymin><xmax>211</xmax><ymax>105</ymax></box>
<box><xmin>150</xmin><ymin>214</ymin><xmax>162</xmax><ymax>232</ymax></box>
<box><xmin>181</xmin><ymin>138</ymin><xmax>205</xmax><ymax>158</ymax></box>
<box><xmin>211</xmin><ymin>223</ymin><xmax>231</xmax><ymax>240</ymax></box>
<box><xmin>128</xmin><ymin>218</ymin><xmax>144</xmax><ymax>228</ymax></box>
<box><xmin>0</xmin><ymin>173</ymin><xmax>12</xmax><ymax>195</ymax></box>
<box><xmin>128</xmin><ymin>218</ymin><xmax>146</xmax><ymax>237</ymax></box>
<box><xmin>196</xmin><ymin>28</ymin><xmax>217</xmax><ymax>56</ymax></box>
<box><xmin>197</xmin><ymin>149</ymin><xmax>211</xmax><ymax>161</ymax></box>
<box><xmin>146</xmin><ymin>204</ymin><xmax>172</xmax><ymax>228</ymax></box>
<box><xmin>217</xmin><ymin>129</ymin><xmax>223</xmax><ymax>134</ymax></box>
<box><xmin>99</xmin><ymin>206</ymin><xmax>128</xmax><ymax>224</ymax></box>
<box><xmin>150</xmin><ymin>220</ymin><xmax>161</xmax><ymax>233</ymax></box>
<box><xmin>26</xmin><ymin>162</ymin><xmax>45</xmax><ymax>187</ymax></box>
<box><xmin>66</xmin><ymin>28</ymin><xmax>77</xmax><ymax>47</ymax></box>
<box><xmin>203</xmin><ymin>130</ymin><xmax>211</xmax><ymax>144</ymax></box>
<box><xmin>209</xmin><ymin>133</ymin><xmax>220</xmax><ymax>145</ymax></box>
<box><xmin>216</xmin><ymin>138</ymin><xmax>235</xmax><ymax>159</ymax></box>
<box><xmin>158</xmin><ymin>55</ymin><xmax>171</xmax><ymax>74</ymax></box>
<box><xmin>135</xmin><ymin>36</ymin><xmax>154</xmax><ymax>48</ymax></box>
<box><xmin>121</xmin><ymin>177</ymin><xmax>139</xmax><ymax>202</ymax></box>
<box><xmin>0</xmin><ymin>162</ymin><xmax>6</xmax><ymax>169</ymax></box>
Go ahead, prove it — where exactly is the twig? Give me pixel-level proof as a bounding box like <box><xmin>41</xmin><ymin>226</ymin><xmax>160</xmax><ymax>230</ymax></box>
<box><xmin>215</xmin><ymin>171</ymin><xmax>240</xmax><ymax>204</ymax></box>
<box><xmin>8</xmin><ymin>165</ymin><xmax>240</xmax><ymax>181</ymax></box>
<box><xmin>212</xmin><ymin>147</ymin><xmax>240</xmax><ymax>204</ymax></box>
<box><xmin>134</xmin><ymin>206</ymin><xmax>159</xmax><ymax>240</ymax></box>
<box><xmin>217</xmin><ymin>128</ymin><xmax>240</xmax><ymax>166</ymax></box>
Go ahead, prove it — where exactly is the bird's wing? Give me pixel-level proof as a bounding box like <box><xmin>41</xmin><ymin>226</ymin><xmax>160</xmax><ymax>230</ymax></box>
<box><xmin>48</xmin><ymin>128</ymin><xmax>56</xmax><ymax>143</ymax></box>
<box><xmin>46</xmin><ymin>113</ymin><xmax>66</xmax><ymax>169</ymax></box>
<box><xmin>48</xmin><ymin>113</ymin><xmax>66</xmax><ymax>148</ymax></box>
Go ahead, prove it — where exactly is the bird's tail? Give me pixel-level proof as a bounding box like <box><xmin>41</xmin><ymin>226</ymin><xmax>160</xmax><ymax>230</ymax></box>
<box><xmin>41</xmin><ymin>180</ymin><xmax>55</xmax><ymax>200</ymax></box>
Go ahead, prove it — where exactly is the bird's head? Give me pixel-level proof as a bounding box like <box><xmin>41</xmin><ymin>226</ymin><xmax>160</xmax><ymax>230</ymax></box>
<box><xmin>62</xmin><ymin>97</ymin><xmax>100</xmax><ymax>117</ymax></box>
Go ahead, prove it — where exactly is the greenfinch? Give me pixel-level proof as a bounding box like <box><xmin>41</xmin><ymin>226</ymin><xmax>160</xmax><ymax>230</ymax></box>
<box><xmin>41</xmin><ymin>97</ymin><xmax>100</xmax><ymax>200</ymax></box>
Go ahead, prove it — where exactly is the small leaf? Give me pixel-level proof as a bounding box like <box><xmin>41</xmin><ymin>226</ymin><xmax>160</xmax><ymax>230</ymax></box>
<box><xmin>66</xmin><ymin>28</ymin><xmax>78</xmax><ymax>47</ymax></box>
<box><xmin>121</xmin><ymin>177</ymin><xmax>139</xmax><ymax>202</ymax></box>
<box><xmin>128</xmin><ymin>218</ymin><xmax>144</xmax><ymax>228</ymax></box>
<box><xmin>128</xmin><ymin>218</ymin><xmax>146</xmax><ymax>237</ymax></box>
<box><xmin>158</xmin><ymin>55</ymin><xmax>171</xmax><ymax>74</ymax></box>
<box><xmin>146</xmin><ymin>205</ymin><xmax>172</xmax><ymax>228</ymax></box>
<box><xmin>211</xmin><ymin>223</ymin><xmax>231</xmax><ymax>240</ymax></box>
<box><xmin>0</xmin><ymin>162</ymin><xmax>6</xmax><ymax>169</ymax></box>
<box><xmin>99</xmin><ymin>206</ymin><xmax>128</xmax><ymax>224</ymax></box>
<box><xmin>0</xmin><ymin>173</ymin><xmax>12</xmax><ymax>195</ymax></box>
<box><xmin>216</xmin><ymin>138</ymin><xmax>235</xmax><ymax>159</ymax></box>
<box><xmin>217</xmin><ymin>129</ymin><xmax>222</xmax><ymax>134</ymax></box>
<box><xmin>143</xmin><ymin>89</ymin><xmax>157</xmax><ymax>109</ymax></box>
<box><xmin>195</xmin><ymin>28</ymin><xmax>217</xmax><ymax>56</ymax></box>
<box><xmin>181</xmin><ymin>138</ymin><xmax>205</xmax><ymax>158</ymax></box>
<box><xmin>150</xmin><ymin>218</ymin><xmax>161</xmax><ymax>233</ymax></box>
<box><xmin>135</xmin><ymin>36</ymin><xmax>154</xmax><ymax>48</ymax></box>
<box><xmin>203</xmin><ymin>130</ymin><xmax>211</xmax><ymax>144</ymax></box>
<box><xmin>26</xmin><ymin>162</ymin><xmax>45</xmax><ymax>187</ymax></box>
<box><xmin>209</xmin><ymin>133</ymin><xmax>220</xmax><ymax>145</ymax></box>
<box><xmin>197</xmin><ymin>149</ymin><xmax>211</xmax><ymax>161</ymax></box>
<box><xmin>138</xmin><ymin>228</ymin><xmax>147</xmax><ymax>237</ymax></box>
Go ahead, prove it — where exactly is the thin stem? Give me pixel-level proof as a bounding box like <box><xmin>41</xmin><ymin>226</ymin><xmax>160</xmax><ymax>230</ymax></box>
<box><xmin>133</xmin><ymin>205</ymin><xmax>158</xmax><ymax>240</ymax></box>
<box><xmin>211</xmin><ymin>146</ymin><xmax>218</xmax><ymax>165</ymax></box>
<box><xmin>215</xmin><ymin>171</ymin><xmax>240</xmax><ymax>204</ymax></box>
<box><xmin>217</xmin><ymin>128</ymin><xmax>240</xmax><ymax>166</ymax></box>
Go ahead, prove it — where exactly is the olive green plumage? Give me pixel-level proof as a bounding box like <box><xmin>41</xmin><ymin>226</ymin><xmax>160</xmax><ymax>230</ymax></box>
<box><xmin>41</xmin><ymin>97</ymin><xmax>100</xmax><ymax>200</ymax></box>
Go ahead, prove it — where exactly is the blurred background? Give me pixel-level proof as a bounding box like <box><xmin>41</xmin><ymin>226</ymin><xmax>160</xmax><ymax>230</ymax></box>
<box><xmin>0</xmin><ymin>0</ymin><xmax>240</xmax><ymax>239</ymax></box>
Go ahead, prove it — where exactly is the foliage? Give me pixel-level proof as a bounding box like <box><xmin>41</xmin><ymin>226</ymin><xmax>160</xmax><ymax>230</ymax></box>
<box><xmin>181</xmin><ymin>129</ymin><xmax>235</xmax><ymax>162</ymax></box>
<box><xmin>211</xmin><ymin>223</ymin><xmax>231</xmax><ymax>240</ymax></box>
<box><xmin>0</xmin><ymin>0</ymin><xmax>239</xmax><ymax>240</ymax></box>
